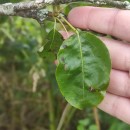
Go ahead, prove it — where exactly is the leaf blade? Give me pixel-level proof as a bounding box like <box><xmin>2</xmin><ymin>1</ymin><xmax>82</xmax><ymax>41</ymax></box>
<box><xmin>56</xmin><ymin>31</ymin><xmax>111</xmax><ymax>109</ymax></box>
<box><xmin>38</xmin><ymin>29</ymin><xmax>63</xmax><ymax>61</ymax></box>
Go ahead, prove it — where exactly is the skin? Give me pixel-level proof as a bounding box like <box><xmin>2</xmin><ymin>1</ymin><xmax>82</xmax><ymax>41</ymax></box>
<box><xmin>67</xmin><ymin>7</ymin><xmax>130</xmax><ymax>124</ymax></box>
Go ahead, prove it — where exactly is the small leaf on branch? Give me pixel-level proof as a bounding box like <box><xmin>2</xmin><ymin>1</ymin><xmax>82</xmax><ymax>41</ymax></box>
<box><xmin>38</xmin><ymin>28</ymin><xmax>63</xmax><ymax>61</ymax></box>
<box><xmin>56</xmin><ymin>31</ymin><xmax>111</xmax><ymax>109</ymax></box>
<box><xmin>44</xmin><ymin>29</ymin><xmax>63</xmax><ymax>53</ymax></box>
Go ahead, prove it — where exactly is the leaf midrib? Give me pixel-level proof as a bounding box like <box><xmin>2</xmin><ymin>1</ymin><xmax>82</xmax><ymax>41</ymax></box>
<box><xmin>77</xmin><ymin>32</ymin><xmax>85</xmax><ymax>98</ymax></box>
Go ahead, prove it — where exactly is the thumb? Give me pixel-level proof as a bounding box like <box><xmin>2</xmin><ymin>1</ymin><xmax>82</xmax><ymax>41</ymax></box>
<box><xmin>59</xmin><ymin>31</ymin><xmax>74</xmax><ymax>39</ymax></box>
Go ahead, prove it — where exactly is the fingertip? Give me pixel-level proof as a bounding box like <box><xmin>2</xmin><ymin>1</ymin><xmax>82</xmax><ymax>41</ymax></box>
<box><xmin>67</xmin><ymin>7</ymin><xmax>80</xmax><ymax>24</ymax></box>
<box><xmin>68</xmin><ymin>7</ymin><xmax>87</xmax><ymax>28</ymax></box>
<box><xmin>68</xmin><ymin>6</ymin><xmax>97</xmax><ymax>29</ymax></box>
<box><xmin>59</xmin><ymin>31</ymin><xmax>74</xmax><ymax>39</ymax></box>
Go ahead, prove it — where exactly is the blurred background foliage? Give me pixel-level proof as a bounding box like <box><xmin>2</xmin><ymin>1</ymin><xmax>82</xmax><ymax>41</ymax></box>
<box><xmin>0</xmin><ymin>0</ymin><xmax>130</xmax><ymax>130</ymax></box>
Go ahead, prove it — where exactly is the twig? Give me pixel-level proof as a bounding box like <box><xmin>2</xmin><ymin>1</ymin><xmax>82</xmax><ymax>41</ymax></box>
<box><xmin>0</xmin><ymin>0</ymin><xmax>50</xmax><ymax>23</ymax></box>
<box><xmin>63</xmin><ymin>107</ymin><xmax>76</xmax><ymax>130</ymax></box>
<box><xmin>0</xmin><ymin>0</ymin><xmax>130</xmax><ymax>22</ymax></box>
<box><xmin>93</xmin><ymin>107</ymin><xmax>101</xmax><ymax>130</ymax></box>
<box><xmin>56</xmin><ymin>103</ymin><xmax>72</xmax><ymax>130</ymax></box>
<box><xmin>48</xmin><ymin>89</ymin><xmax>56</xmax><ymax>130</ymax></box>
<box><xmin>0</xmin><ymin>0</ymin><xmax>130</xmax><ymax>16</ymax></box>
<box><xmin>94</xmin><ymin>0</ymin><xmax>130</xmax><ymax>9</ymax></box>
<box><xmin>0</xmin><ymin>0</ymin><xmax>46</xmax><ymax>15</ymax></box>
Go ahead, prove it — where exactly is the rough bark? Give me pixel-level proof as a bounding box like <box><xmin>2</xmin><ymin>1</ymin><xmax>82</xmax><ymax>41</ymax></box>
<box><xmin>0</xmin><ymin>0</ymin><xmax>130</xmax><ymax>22</ymax></box>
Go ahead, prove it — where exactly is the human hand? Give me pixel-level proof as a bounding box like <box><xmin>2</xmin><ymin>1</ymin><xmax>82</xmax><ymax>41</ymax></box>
<box><xmin>67</xmin><ymin>6</ymin><xmax>130</xmax><ymax>124</ymax></box>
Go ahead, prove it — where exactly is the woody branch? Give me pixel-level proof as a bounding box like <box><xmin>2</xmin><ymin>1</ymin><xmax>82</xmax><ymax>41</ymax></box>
<box><xmin>0</xmin><ymin>0</ymin><xmax>130</xmax><ymax>22</ymax></box>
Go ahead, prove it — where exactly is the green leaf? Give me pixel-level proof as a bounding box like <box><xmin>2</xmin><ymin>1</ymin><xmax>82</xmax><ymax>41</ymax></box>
<box><xmin>44</xmin><ymin>29</ymin><xmax>63</xmax><ymax>53</ymax></box>
<box><xmin>78</xmin><ymin>118</ymin><xmax>90</xmax><ymax>126</ymax></box>
<box><xmin>0</xmin><ymin>16</ymin><xmax>8</xmax><ymax>24</ymax></box>
<box><xmin>38</xmin><ymin>50</ymin><xmax>56</xmax><ymax>61</ymax></box>
<box><xmin>89</xmin><ymin>125</ymin><xmax>98</xmax><ymax>130</ymax></box>
<box><xmin>38</xmin><ymin>29</ymin><xmax>63</xmax><ymax>61</ymax></box>
<box><xmin>56</xmin><ymin>31</ymin><xmax>111</xmax><ymax>109</ymax></box>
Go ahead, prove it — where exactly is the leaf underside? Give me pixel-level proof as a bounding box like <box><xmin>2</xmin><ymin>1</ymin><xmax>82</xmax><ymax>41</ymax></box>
<box><xmin>38</xmin><ymin>29</ymin><xmax>63</xmax><ymax>61</ymax></box>
<box><xmin>56</xmin><ymin>31</ymin><xmax>111</xmax><ymax>109</ymax></box>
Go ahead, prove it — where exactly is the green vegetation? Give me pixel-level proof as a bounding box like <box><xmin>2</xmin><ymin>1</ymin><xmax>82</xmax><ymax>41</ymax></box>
<box><xmin>0</xmin><ymin>0</ymin><xmax>130</xmax><ymax>130</ymax></box>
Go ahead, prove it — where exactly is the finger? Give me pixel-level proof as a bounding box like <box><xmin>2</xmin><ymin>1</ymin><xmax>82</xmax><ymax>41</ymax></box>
<box><xmin>98</xmin><ymin>93</ymin><xmax>130</xmax><ymax>124</ymax></box>
<box><xmin>68</xmin><ymin>7</ymin><xmax>130</xmax><ymax>42</ymax></box>
<box><xmin>108</xmin><ymin>69</ymin><xmax>130</xmax><ymax>97</ymax></box>
<box><xmin>59</xmin><ymin>31</ymin><xmax>74</xmax><ymax>39</ymax></box>
<box><xmin>100</xmin><ymin>37</ymin><xmax>130</xmax><ymax>71</ymax></box>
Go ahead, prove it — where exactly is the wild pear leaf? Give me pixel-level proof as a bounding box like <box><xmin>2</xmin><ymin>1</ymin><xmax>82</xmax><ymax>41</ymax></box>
<box><xmin>56</xmin><ymin>31</ymin><xmax>111</xmax><ymax>109</ymax></box>
<box><xmin>44</xmin><ymin>29</ymin><xmax>63</xmax><ymax>53</ymax></box>
<box><xmin>38</xmin><ymin>29</ymin><xmax>63</xmax><ymax>61</ymax></box>
<box><xmin>38</xmin><ymin>50</ymin><xmax>56</xmax><ymax>61</ymax></box>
